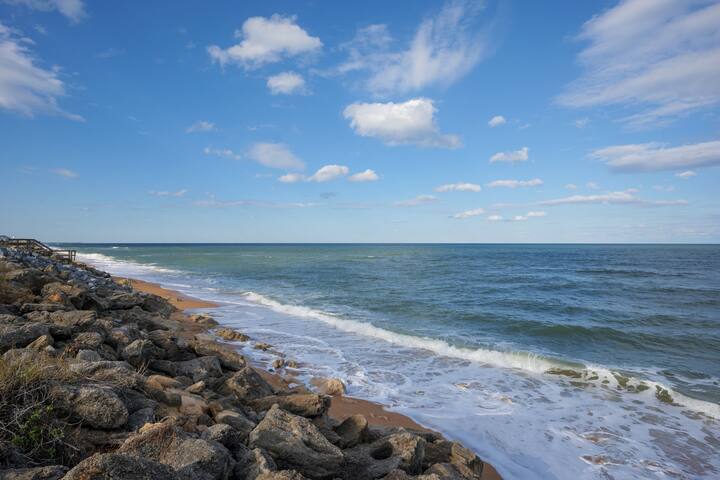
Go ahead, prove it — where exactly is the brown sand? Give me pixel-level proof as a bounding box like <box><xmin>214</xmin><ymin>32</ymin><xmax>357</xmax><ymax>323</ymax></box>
<box><xmin>128</xmin><ymin>278</ymin><xmax>501</xmax><ymax>480</ymax></box>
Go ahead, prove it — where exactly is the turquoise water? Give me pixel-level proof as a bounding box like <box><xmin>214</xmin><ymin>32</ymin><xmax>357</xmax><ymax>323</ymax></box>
<box><xmin>66</xmin><ymin>244</ymin><xmax>720</xmax><ymax>479</ymax></box>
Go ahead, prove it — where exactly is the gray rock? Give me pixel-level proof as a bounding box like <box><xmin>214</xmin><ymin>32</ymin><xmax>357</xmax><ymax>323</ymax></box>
<box><xmin>127</xmin><ymin>407</ymin><xmax>156</xmax><ymax>431</ymax></box>
<box><xmin>0</xmin><ymin>323</ymin><xmax>49</xmax><ymax>352</ymax></box>
<box><xmin>202</xmin><ymin>424</ymin><xmax>244</xmax><ymax>450</ymax></box>
<box><xmin>224</xmin><ymin>366</ymin><xmax>274</xmax><ymax>403</ymax></box>
<box><xmin>343</xmin><ymin>432</ymin><xmax>426</xmax><ymax>479</ymax></box>
<box><xmin>255</xmin><ymin>472</ymin><xmax>307</xmax><ymax>480</ymax></box>
<box><xmin>248</xmin><ymin>404</ymin><xmax>344</xmax><ymax>479</ymax></box>
<box><xmin>334</xmin><ymin>414</ymin><xmax>369</xmax><ymax>448</ymax></box>
<box><xmin>0</xmin><ymin>465</ymin><xmax>67</xmax><ymax>480</ymax></box>
<box><xmin>50</xmin><ymin>384</ymin><xmax>129</xmax><ymax>429</ymax></box>
<box><xmin>63</xmin><ymin>452</ymin><xmax>182</xmax><ymax>480</ymax></box>
<box><xmin>214</xmin><ymin>410</ymin><xmax>256</xmax><ymax>440</ymax></box>
<box><xmin>251</xmin><ymin>394</ymin><xmax>330</xmax><ymax>418</ymax></box>
<box><xmin>422</xmin><ymin>441</ymin><xmax>483</xmax><ymax>479</ymax></box>
<box><xmin>235</xmin><ymin>447</ymin><xmax>277</xmax><ymax>480</ymax></box>
<box><xmin>71</xmin><ymin>331</ymin><xmax>105</xmax><ymax>350</ymax></box>
<box><xmin>76</xmin><ymin>349</ymin><xmax>103</xmax><ymax>362</ymax></box>
<box><xmin>151</xmin><ymin>356</ymin><xmax>223</xmax><ymax>382</ymax></box>
<box><xmin>191</xmin><ymin>338</ymin><xmax>246</xmax><ymax>371</ymax></box>
<box><xmin>107</xmin><ymin>325</ymin><xmax>143</xmax><ymax>348</ymax></box>
<box><xmin>122</xmin><ymin>339</ymin><xmax>165</xmax><ymax>367</ymax></box>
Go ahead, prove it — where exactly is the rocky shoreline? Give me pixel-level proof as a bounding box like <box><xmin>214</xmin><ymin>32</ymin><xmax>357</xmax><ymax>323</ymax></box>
<box><xmin>0</xmin><ymin>247</ymin><xmax>496</xmax><ymax>480</ymax></box>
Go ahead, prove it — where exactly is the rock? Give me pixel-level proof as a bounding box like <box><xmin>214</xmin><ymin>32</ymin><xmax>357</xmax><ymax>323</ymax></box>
<box><xmin>215</xmin><ymin>327</ymin><xmax>249</xmax><ymax>342</ymax></box>
<box><xmin>63</xmin><ymin>452</ymin><xmax>181</xmax><ymax>480</ymax></box>
<box><xmin>151</xmin><ymin>356</ymin><xmax>223</xmax><ymax>383</ymax></box>
<box><xmin>76</xmin><ymin>349</ymin><xmax>103</xmax><ymax>362</ymax></box>
<box><xmin>187</xmin><ymin>380</ymin><xmax>206</xmax><ymax>394</ymax></box>
<box><xmin>188</xmin><ymin>313</ymin><xmax>218</xmax><ymax>327</ymax></box>
<box><xmin>69</xmin><ymin>360</ymin><xmax>142</xmax><ymax>387</ymax></box>
<box><xmin>224</xmin><ymin>366</ymin><xmax>274</xmax><ymax>403</ymax></box>
<box><xmin>248</xmin><ymin>404</ymin><xmax>344</xmax><ymax>478</ymax></box>
<box><xmin>202</xmin><ymin>424</ymin><xmax>244</xmax><ymax>451</ymax></box>
<box><xmin>26</xmin><ymin>333</ymin><xmax>54</xmax><ymax>350</ymax></box>
<box><xmin>19</xmin><ymin>303</ymin><xmax>70</xmax><ymax>313</ymax></box>
<box><xmin>235</xmin><ymin>448</ymin><xmax>277</xmax><ymax>480</ymax></box>
<box><xmin>148</xmin><ymin>330</ymin><xmax>190</xmax><ymax>361</ymax></box>
<box><xmin>251</xmin><ymin>394</ymin><xmax>330</xmax><ymax>418</ymax></box>
<box><xmin>316</xmin><ymin>378</ymin><xmax>346</xmax><ymax>396</ymax></box>
<box><xmin>127</xmin><ymin>407</ymin><xmax>156</xmax><ymax>431</ymax></box>
<box><xmin>71</xmin><ymin>331</ymin><xmax>105</xmax><ymax>350</ymax></box>
<box><xmin>422</xmin><ymin>441</ymin><xmax>483</xmax><ymax>479</ymax></box>
<box><xmin>256</xmin><ymin>472</ymin><xmax>307</xmax><ymax>480</ymax></box>
<box><xmin>146</xmin><ymin>374</ymin><xmax>183</xmax><ymax>390</ymax></box>
<box><xmin>254</xmin><ymin>342</ymin><xmax>272</xmax><ymax>351</ymax></box>
<box><xmin>0</xmin><ymin>465</ymin><xmax>68</xmax><ymax>480</ymax></box>
<box><xmin>122</xmin><ymin>339</ymin><xmax>164</xmax><ymax>367</ymax></box>
<box><xmin>344</xmin><ymin>432</ymin><xmax>427</xmax><ymax>479</ymax></box>
<box><xmin>286</xmin><ymin>360</ymin><xmax>299</xmax><ymax>369</ymax></box>
<box><xmin>0</xmin><ymin>323</ymin><xmax>49</xmax><ymax>352</ymax></box>
<box><xmin>271</xmin><ymin>358</ymin><xmax>285</xmax><ymax>370</ymax></box>
<box><xmin>50</xmin><ymin>384</ymin><xmax>129</xmax><ymax>429</ymax></box>
<box><xmin>118</xmin><ymin>422</ymin><xmax>235</xmax><ymax>480</ymax></box>
<box><xmin>179</xmin><ymin>393</ymin><xmax>210</xmax><ymax>416</ymax></box>
<box><xmin>108</xmin><ymin>325</ymin><xmax>143</xmax><ymax>348</ymax></box>
<box><xmin>214</xmin><ymin>410</ymin><xmax>256</xmax><ymax>440</ymax></box>
<box><xmin>41</xmin><ymin>282</ymin><xmax>87</xmax><ymax>308</ymax></box>
<box><xmin>334</xmin><ymin>414</ymin><xmax>368</xmax><ymax>448</ymax></box>
<box><xmin>191</xmin><ymin>338</ymin><xmax>246</xmax><ymax>371</ymax></box>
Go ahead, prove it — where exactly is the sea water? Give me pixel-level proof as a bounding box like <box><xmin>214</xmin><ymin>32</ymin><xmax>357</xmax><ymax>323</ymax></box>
<box><xmin>64</xmin><ymin>244</ymin><xmax>720</xmax><ymax>479</ymax></box>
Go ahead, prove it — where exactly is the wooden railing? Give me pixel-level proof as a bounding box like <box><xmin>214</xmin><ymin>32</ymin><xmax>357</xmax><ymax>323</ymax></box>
<box><xmin>0</xmin><ymin>237</ymin><xmax>76</xmax><ymax>263</ymax></box>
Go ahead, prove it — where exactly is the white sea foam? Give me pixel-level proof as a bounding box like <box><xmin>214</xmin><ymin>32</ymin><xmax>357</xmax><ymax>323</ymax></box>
<box><xmin>77</xmin><ymin>252</ymin><xmax>180</xmax><ymax>276</ymax></box>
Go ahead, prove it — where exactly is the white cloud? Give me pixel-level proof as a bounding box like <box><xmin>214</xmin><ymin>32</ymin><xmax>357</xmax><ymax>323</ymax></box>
<box><xmin>574</xmin><ymin>117</ymin><xmax>590</xmax><ymax>128</ymax></box>
<box><xmin>50</xmin><ymin>167</ymin><xmax>77</xmax><ymax>178</ymax></box>
<box><xmin>204</xmin><ymin>147</ymin><xmax>241</xmax><ymax>161</ymax></box>
<box><xmin>435</xmin><ymin>182</ymin><xmax>481</xmax><ymax>192</ymax></box>
<box><xmin>308</xmin><ymin>164</ymin><xmax>349</xmax><ymax>183</ymax></box>
<box><xmin>564</xmin><ymin>183</ymin><xmax>578</xmax><ymax>190</ymax></box>
<box><xmin>488</xmin><ymin>115</ymin><xmax>506</xmax><ymax>127</ymax></box>
<box><xmin>586</xmin><ymin>181</ymin><xmax>600</xmax><ymax>190</ymax></box>
<box><xmin>590</xmin><ymin>140</ymin><xmax>720</xmax><ymax>172</ymax></box>
<box><xmin>557</xmin><ymin>0</ymin><xmax>720</xmax><ymax>126</ymax></box>
<box><xmin>538</xmin><ymin>189</ymin><xmax>687</xmax><ymax>207</ymax></box>
<box><xmin>208</xmin><ymin>14</ymin><xmax>322</xmax><ymax>68</ymax></box>
<box><xmin>0</xmin><ymin>23</ymin><xmax>82</xmax><ymax>120</ymax></box>
<box><xmin>349</xmin><ymin>169</ymin><xmax>379</xmax><ymax>182</ymax></box>
<box><xmin>247</xmin><ymin>142</ymin><xmax>305</xmax><ymax>170</ymax></box>
<box><xmin>5</xmin><ymin>0</ymin><xmax>86</xmax><ymax>23</ymax></box>
<box><xmin>452</xmin><ymin>207</ymin><xmax>485</xmax><ymax>219</ymax></box>
<box><xmin>487</xmin><ymin>215</ymin><xmax>503</xmax><ymax>222</ymax></box>
<box><xmin>395</xmin><ymin>194</ymin><xmax>438</xmax><ymax>207</ymax></box>
<box><xmin>343</xmin><ymin>98</ymin><xmax>460</xmax><ymax>148</ymax></box>
<box><xmin>149</xmin><ymin>189</ymin><xmax>187</xmax><ymax>197</ymax></box>
<box><xmin>267</xmin><ymin>71</ymin><xmax>307</xmax><ymax>95</ymax></box>
<box><xmin>337</xmin><ymin>1</ymin><xmax>489</xmax><ymax>95</ymax></box>
<box><xmin>486</xmin><ymin>178</ymin><xmax>542</xmax><ymax>189</ymax></box>
<box><xmin>489</xmin><ymin>147</ymin><xmax>529</xmax><ymax>164</ymax></box>
<box><xmin>526</xmin><ymin>211</ymin><xmax>547</xmax><ymax>217</ymax></box>
<box><xmin>278</xmin><ymin>173</ymin><xmax>305</xmax><ymax>183</ymax></box>
<box><xmin>676</xmin><ymin>170</ymin><xmax>697</xmax><ymax>179</ymax></box>
<box><xmin>194</xmin><ymin>195</ymin><xmax>318</xmax><ymax>209</ymax></box>
<box><xmin>512</xmin><ymin>215</ymin><xmax>528</xmax><ymax>222</ymax></box>
<box><xmin>186</xmin><ymin>121</ymin><xmax>216</xmax><ymax>133</ymax></box>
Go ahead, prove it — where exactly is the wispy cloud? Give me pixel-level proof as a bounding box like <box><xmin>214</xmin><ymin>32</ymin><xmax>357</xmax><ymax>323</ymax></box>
<box><xmin>0</xmin><ymin>22</ymin><xmax>83</xmax><ymax>120</ymax></box>
<box><xmin>538</xmin><ymin>189</ymin><xmax>687</xmax><ymax>208</ymax></box>
<box><xmin>452</xmin><ymin>207</ymin><xmax>485</xmax><ymax>219</ymax></box>
<box><xmin>208</xmin><ymin>14</ymin><xmax>322</xmax><ymax>68</ymax></box>
<box><xmin>186</xmin><ymin>121</ymin><xmax>216</xmax><ymax>133</ymax></box>
<box><xmin>488</xmin><ymin>115</ymin><xmax>506</xmax><ymax>127</ymax></box>
<box><xmin>676</xmin><ymin>170</ymin><xmax>697</xmax><ymax>179</ymax></box>
<box><xmin>557</xmin><ymin>0</ymin><xmax>720</xmax><ymax>126</ymax></box>
<box><xmin>247</xmin><ymin>142</ymin><xmax>305</xmax><ymax>170</ymax></box>
<box><xmin>349</xmin><ymin>169</ymin><xmax>379</xmax><ymax>182</ymax></box>
<box><xmin>267</xmin><ymin>71</ymin><xmax>307</xmax><ymax>95</ymax></box>
<box><xmin>343</xmin><ymin>98</ymin><xmax>460</xmax><ymax>148</ymax></box>
<box><xmin>149</xmin><ymin>189</ymin><xmax>187</xmax><ymax>197</ymax></box>
<box><xmin>5</xmin><ymin>0</ymin><xmax>87</xmax><ymax>23</ymax></box>
<box><xmin>590</xmin><ymin>140</ymin><xmax>720</xmax><ymax>172</ymax></box>
<box><xmin>280</xmin><ymin>166</ymin><xmax>377</xmax><ymax>183</ymax></box>
<box><xmin>204</xmin><ymin>147</ymin><xmax>241</xmax><ymax>160</ymax></box>
<box><xmin>50</xmin><ymin>167</ymin><xmax>77</xmax><ymax>178</ymax></box>
<box><xmin>336</xmin><ymin>1</ymin><xmax>491</xmax><ymax>95</ymax></box>
<box><xmin>395</xmin><ymin>194</ymin><xmax>438</xmax><ymax>207</ymax></box>
<box><xmin>489</xmin><ymin>147</ymin><xmax>528</xmax><ymax>164</ymax></box>
<box><xmin>486</xmin><ymin>178</ymin><xmax>542</xmax><ymax>188</ymax></box>
<box><xmin>435</xmin><ymin>182</ymin><xmax>481</xmax><ymax>192</ymax></box>
<box><xmin>194</xmin><ymin>194</ymin><xmax>319</xmax><ymax>209</ymax></box>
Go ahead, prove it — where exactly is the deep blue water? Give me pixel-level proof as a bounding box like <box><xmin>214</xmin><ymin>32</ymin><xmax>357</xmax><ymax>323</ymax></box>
<box><xmin>65</xmin><ymin>244</ymin><xmax>720</xmax><ymax>479</ymax></box>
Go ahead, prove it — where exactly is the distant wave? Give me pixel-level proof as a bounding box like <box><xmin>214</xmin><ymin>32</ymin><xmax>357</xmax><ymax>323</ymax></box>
<box><xmin>76</xmin><ymin>252</ymin><xmax>181</xmax><ymax>276</ymax></box>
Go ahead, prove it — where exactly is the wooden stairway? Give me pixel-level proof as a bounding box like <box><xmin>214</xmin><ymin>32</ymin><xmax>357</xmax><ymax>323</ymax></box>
<box><xmin>0</xmin><ymin>237</ymin><xmax>76</xmax><ymax>262</ymax></box>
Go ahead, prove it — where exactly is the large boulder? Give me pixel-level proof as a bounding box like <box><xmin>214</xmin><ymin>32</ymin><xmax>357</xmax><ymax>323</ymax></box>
<box><xmin>40</xmin><ymin>282</ymin><xmax>87</xmax><ymax>308</ymax></box>
<box><xmin>50</xmin><ymin>384</ymin><xmax>129</xmax><ymax>429</ymax></box>
<box><xmin>248</xmin><ymin>404</ymin><xmax>344</xmax><ymax>479</ymax></box>
<box><xmin>122</xmin><ymin>339</ymin><xmax>165</xmax><ymax>367</ymax></box>
<box><xmin>315</xmin><ymin>378</ymin><xmax>346</xmax><ymax>396</ymax></box>
<box><xmin>235</xmin><ymin>448</ymin><xmax>277</xmax><ymax>480</ymax></box>
<box><xmin>214</xmin><ymin>410</ymin><xmax>256</xmax><ymax>440</ymax></box>
<box><xmin>343</xmin><ymin>432</ymin><xmax>426</xmax><ymax>479</ymax></box>
<box><xmin>215</xmin><ymin>327</ymin><xmax>249</xmax><ymax>342</ymax></box>
<box><xmin>151</xmin><ymin>356</ymin><xmax>223</xmax><ymax>383</ymax></box>
<box><xmin>224</xmin><ymin>366</ymin><xmax>274</xmax><ymax>403</ymax></box>
<box><xmin>118</xmin><ymin>422</ymin><xmax>235</xmax><ymax>480</ymax></box>
<box><xmin>251</xmin><ymin>394</ymin><xmax>330</xmax><ymax>418</ymax></box>
<box><xmin>422</xmin><ymin>441</ymin><xmax>484</xmax><ymax>479</ymax></box>
<box><xmin>0</xmin><ymin>465</ymin><xmax>67</xmax><ymax>480</ymax></box>
<box><xmin>63</xmin><ymin>452</ymin><xmax>182</xmax><ymax>480</ymax></box>
<box><xmin>334</xmin><ymin>414</ymin><xmax>369</xmax><ymax>448</ymax></box>
<box><xmin>191</xmin><ymin>338</ymin><xmax>246</xmax><ymax>371</ymax></box>
<box><xmin>0</xmin><ymin>323</ymin><xmax>49</xmax><ymax>352</ymax></box>
<box><xmin>202</xmin><ymin>424</ymin><xmax>244</xmax><ymax>451</ymax></box>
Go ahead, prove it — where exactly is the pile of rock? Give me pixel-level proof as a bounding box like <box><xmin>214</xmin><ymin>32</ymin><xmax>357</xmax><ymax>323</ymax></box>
<box><xmin>0</xmin><ymin>247</ymin><xmax>487</xmax><ymax>479</ymax></box>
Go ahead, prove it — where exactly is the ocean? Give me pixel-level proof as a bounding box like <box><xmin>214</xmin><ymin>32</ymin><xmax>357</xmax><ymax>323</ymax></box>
<box><xmin>63</xmin><ymin>243</ymin><xmax>720</xmax><ymax>479</ymax></box>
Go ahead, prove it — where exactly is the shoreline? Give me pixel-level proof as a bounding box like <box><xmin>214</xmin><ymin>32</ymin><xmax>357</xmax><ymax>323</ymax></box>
<box><xmin>126</xmin><ymin>276</ymin><xmax>502</xmax><ymax>480</ymax></box>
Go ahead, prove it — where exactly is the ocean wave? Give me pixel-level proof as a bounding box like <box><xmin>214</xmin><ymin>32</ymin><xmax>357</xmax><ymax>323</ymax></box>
<box><xmin>76</xmin><ymin>252</ymin><xmax>181</xmax><ymax>275</ymax></box>
<box><xmin>240</xmin><ymin>291</ymin><xmax>720</xmax><ymax>419</ymax></box>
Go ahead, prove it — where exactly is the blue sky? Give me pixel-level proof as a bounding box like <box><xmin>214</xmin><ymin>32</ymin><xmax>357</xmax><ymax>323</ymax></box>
<box><xmin>1</xmin><ymin>0</ymin><xmax>719</xmax><ymax>243</ymax></box>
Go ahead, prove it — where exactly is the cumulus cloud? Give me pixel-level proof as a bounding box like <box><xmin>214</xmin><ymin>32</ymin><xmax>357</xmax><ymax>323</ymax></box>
<box><xmin>0</xmin><ymin>23</ymin><xmax>82</xmax><ymax>120</ymax></box>
<box><xmin>395</xmin><ymin>194</ymin><xmax>438</xmax><ymax>206</ymax></box>
<box><xmin>247</xmin><ymin>142</ymin><xmax>305</xmax><ymax>170</ymax></box>
<box><xmin>538</xmin><ymin>189</ymin><xmax>687</xmax><ymax>207</ymax></box>
<box><xmin>208</xmin><ymin>14</ymin><xmax>322</xmax><ymax>68</ymax></box>
<box><xmin>489</xmin><ymin>147</ymin><xmax>529</xmax><ymax>164</ymax></box>
<box><xmin>308</xmin><ymin>164</ymin><xmax>349</xmax><ymax>182</ymax></box>
<box><xmin>186</xmin><ymin>121</ymin><xmax>216</xmax><ymax>133</ymax></box>
<box><xmin>557</xmin><ymin>0</ymin><xmax>720</xmax><ymax>126</ymax></box>
<box><xmin>149</xmin><ymin>189</ymin><xmax>187</xmax><ymax>197</ymax></box>
<box><xmin>204</xmin><ymin>147</ymin><xmax>241</xmax><ymax>161</ymax></box>
<box><xmin>435</xmin><ymin>182</ymin><xmax>481</xmax><ymax>192</ymax></box>
<box><xmin>349</xmin><ymin>169</ymin><xmax>379</xmax><ymax>182</ymax></box>
<box><xmin>267</xmin><ymin>71</ymin><xmax>307</xmax><ymax>95</ymax></box>
<box><xmin>676</xmin><ymin>170</ymin><xmax>696</xmax><ymax>179</ymax></box>
<box><xmin>5</xmin><ymin>0</ymin><xmax>86</xmax><ymax>23</ymax></box>
<box><xmin>487</xmin><ymin>215</ymin><xmax>503</xmax><ymax>222</ymax></box>
<box><xmin>343</xmin><ymin>98</ymin><xmax>460</xmax><ymax>148</ymax></box>
<box><xmin>590</xmin><ymin>140</ymin><xmax>720</xmax><ymax>172</ymax></box>
<box><xmin>50</xmin><ymin>167</ymin><xmax>77</xmax><ymax>178</ymax></box>
<box><xmin>336</xmin><ymin>1</ymin><xmax>490</xmax><ymax>95</ymax></box>
<box><xmin>488</xmin><ymin>115</ymin><xmax>506</xmax><ymax>127</ymax></box>
<box><xmin>486</xmin><ymin>178</ymin><xmax>542</xmax><ymax>188</ymax></box>
<box><xmin>452</xmin><ymin>207</ymin><xmax>485</xmax><ymax>219</ymax></box>
<box><xmin>278</xmin><ymin>172</ymin><xmax>306</xmax><ymax>183</ymax></box>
